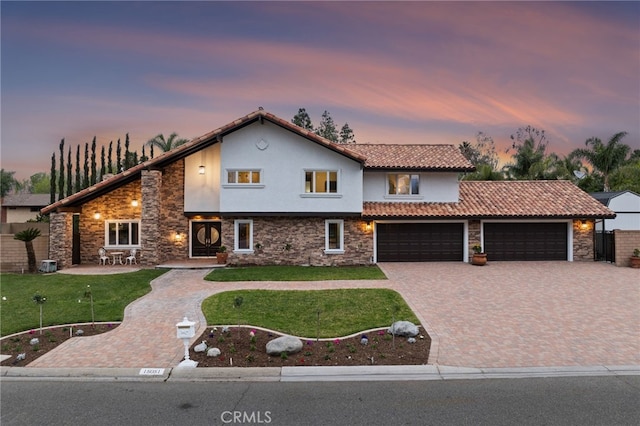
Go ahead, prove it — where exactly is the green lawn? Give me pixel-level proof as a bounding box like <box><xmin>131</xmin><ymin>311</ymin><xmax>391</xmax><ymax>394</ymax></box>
<box><xmin>205</xmin><ymin>265</ymin><xmax>387</xmax><ymax>281</ymax></box>
<box><xmin>201</xmin><ymin>289</ymin><xmax>418</xmax><ymax>338</ymax></box>
<box><xmin>0</xmin><ymin>269</ymin><xmax>166</xmax><ymax>336</ymax></box>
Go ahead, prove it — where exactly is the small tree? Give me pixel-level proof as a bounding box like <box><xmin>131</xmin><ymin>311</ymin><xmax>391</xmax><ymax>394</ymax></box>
<box><xmin>32</xmin><ymin>292</ymin><xmax>47</xmax><ymax>334</ymax></box>
<box><xmin>14</xmin><ymin>228</ymin><xmax>42</xmax><ymax>273</ymax></box>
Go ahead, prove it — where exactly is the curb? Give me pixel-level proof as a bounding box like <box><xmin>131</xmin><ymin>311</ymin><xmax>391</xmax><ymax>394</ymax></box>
<box><xmin>1</xmin><ymin>365</ymin><xmax>638</xmax><ymax>382</ymax></box>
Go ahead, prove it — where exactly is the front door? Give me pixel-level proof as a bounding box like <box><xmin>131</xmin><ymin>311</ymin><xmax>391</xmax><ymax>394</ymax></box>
<box><xmin>191</xmin><ymin>221</ymin><xmax>221</xmax><ymax>257</ymax></box>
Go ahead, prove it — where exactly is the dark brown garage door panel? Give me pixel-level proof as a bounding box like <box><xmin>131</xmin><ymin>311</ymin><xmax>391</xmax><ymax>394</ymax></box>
<box><xmin>484</xmin><ymin>222</ymin><xmax>567</xmax><ymax>261</ymax></box>
<box><xmin>377</xmin><ymin>223</ymin><xmax>463</xmax><ymax>262</ymax></box>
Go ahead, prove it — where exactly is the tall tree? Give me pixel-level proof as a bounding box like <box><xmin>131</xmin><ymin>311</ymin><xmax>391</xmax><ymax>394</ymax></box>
<box><xmin>90</xmin><ymin>136</ymin><xmax>97</xmax><ymax>185</ymax></box>
<box><xmin>571</xmin><ymin>131</ymin><xmax>631</xmax><ymax>191</ymax></box>
<box><xmin>146</xmin><ymin>132</ymin><xmax>189</xmax><ymax>153</ymax></box>
<box><xmin>30</xmin><ymin>173</ymin><xmax>51</xmax><ymax>194</ymax></box>
<box><xmin>58</xmin><ymin>139</ymin><xmax>65</xmax><ymax>201</ymax></box>
<box><xmin>49</xmin><ymin>154</ymin><xmax>56</xmax><ymax>203</ymax></box>
<box><xmin>339</xmin><ymin>123</ymin><xmax>356</xmax><ymax>144</ymax></box>
<box><xmin>315</xmin><ymin>110</ymin><xmax>338</xmax><ymax>142</ymax></box>
<box><xmin>108</xmin><ymin>141</ymin><xmax>113</xmax><ymax>174</ymax></box>
<box><xmin>100</xmin><ymin>146</ymin><xmax>106</xmax><ymax>181</ymax></box>
<box><xmin>124</xmin><ymin>133</ymin><xmax>132</xmax><ymax>170</ymax></box>
<box><xmin>83</xmin><ymin>142</ymin><xmax>89</xmax><ymax>189</ymax></box>
<box><xmin>1</xmin><ymin>169</ymin><xmax>18</xmax><ymax>197</ymax></box>
<box><xmin>75</xmin><ymin>145</ymin><xmax>81</xmax><ymax>193</ymax></box>
<box><xmin>609</xmin><ymin>159</ymin><xmax>640</xmax><ymax>193</ymax></box>
<box><xmin>66</xmin><ymin>147</ymin><xmax>72</xmax><ymax>197</ymax></box>
<box><xmin>116</xmin><ymin>138</ymin><xmax>122</xmax><ymax>172</ymax></box>
<box><xmin>140</xmin><ymin>146</ymin><xmax>148</xmax><ymax>163</ymax></box>
<box><xmin>503</xmin><ymin>126</ymin><xmax>550</xmax><ymax>180</ymax></box>
<box><xmin>292</xmin><ymin>108</ymin><xmax>314</xmax><ymax>131</ymax></box>
<box><xmin>150</xmin><ymin>144</ymin><xmax>154</xmax><ymax>159</ymax></box>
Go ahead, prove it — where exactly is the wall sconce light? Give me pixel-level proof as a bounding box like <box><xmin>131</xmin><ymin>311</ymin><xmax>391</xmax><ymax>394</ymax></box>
<box><xmin>365</xmin><ymin>221</ymin><xmax>372</xmax><ymax>232</ymax></box>
<box><xmin>198</xmin><ymin>165</ymin><xmax>205</xmax><ymax>175</ymax></box>
<box><xmin>175</xmin><ymin>233</ymin><xmax>183</xmax><ymax>242</ymax></box>
<box><xmin>579</xmin><ymin>220</ymin><xmax>589</xmax><ymax>230</ymax></box>
<box><xmin>93</xmin><ymin>212</ymin><xmax>101</xmax><ymax>220</ymax></box>
<box><xmin>131</xmin><ymin>199</ymin><xmax>139</xmax><ymax>207</ymax></box>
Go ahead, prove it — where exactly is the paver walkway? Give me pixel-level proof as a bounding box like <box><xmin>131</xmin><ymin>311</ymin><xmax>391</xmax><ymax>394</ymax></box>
<box><xmin>27</xmin><ymin>262</ymin><xmax>639</xmax><ymax>369</ymax></box>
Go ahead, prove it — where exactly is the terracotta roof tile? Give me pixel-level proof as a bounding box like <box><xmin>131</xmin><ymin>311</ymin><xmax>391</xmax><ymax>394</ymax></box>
<box><xmin>363</xmin><ymin>180</ymin><xmax>616</xmax><ymax>219</ymax></box>
<box><xmin>347</xmin><ymin>144</ymin><xmax>474</xmax><ymax>171</ymax></box>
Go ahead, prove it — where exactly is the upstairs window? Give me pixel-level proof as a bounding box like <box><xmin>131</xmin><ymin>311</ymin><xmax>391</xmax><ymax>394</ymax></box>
<box><xmin>106</xmin><ymin>220</ymin><xmax>140</xmax><ymax>247</ymax></box>
<box><xmin>388</xmin><ymin>174</ymin><xmax>419</xmax><ymax>195</ymax></box>
<box><xmin>305</xmin><ymin>170</ymin><xmax>338</xmax><ymax>193</ymax></box>
<box><xmin>227</xmin><ymin>170</ymin><xmax>261</xmax><ymax>184</ymax></box>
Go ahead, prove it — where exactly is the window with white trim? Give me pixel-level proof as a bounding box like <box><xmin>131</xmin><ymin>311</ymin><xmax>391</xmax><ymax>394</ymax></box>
<box><xmin>234</xmin><ymin>219</ymin><xmax>253</xmax><ymax>251</ymax></box>
<box><xmin>106</xmin><ymin>220</ymin><xmax>140</xmax><ymax>247</ymax></box>
<box><xmin>305</xmin><ymin>170</ymin><xmax>338</xmax><ymax>193</ymax></box>
<box><xmin>325</xmin><ymin>219</ymin><xmax>344</xmax><ymax>253</ymax></box>
<box><xmin>388</xmin><ymin>174</ymin><xmax>419</xmax><ymax>195</ymax></box>
<box><xmin>227</xmin><ymin>170</ymin><xmax>261</xmax><ymax>185</ymax></box>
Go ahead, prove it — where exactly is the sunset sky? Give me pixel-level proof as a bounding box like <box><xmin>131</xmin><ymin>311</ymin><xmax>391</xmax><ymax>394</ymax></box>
<box><xmin>2</xmin><ymin>1</ymin><xmax>639</xmax><ymax>180</ymax></box>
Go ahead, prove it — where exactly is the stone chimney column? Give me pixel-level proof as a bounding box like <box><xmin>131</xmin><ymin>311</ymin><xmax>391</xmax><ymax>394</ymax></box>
<box><xmin>141</xmin><ymin>170</ymin><xmax>162</xmax><ymax>265</ymax></box>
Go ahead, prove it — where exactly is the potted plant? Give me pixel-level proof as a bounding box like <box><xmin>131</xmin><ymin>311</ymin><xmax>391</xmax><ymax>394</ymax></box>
<box><xmin>630</xmin><ymin>248</ymin><xmax>640</xmax><ymax>268</ymax></box>
<box><xmin>216</xmin><ymin>246</ymin><xmax>228</xmax><ymax>264</ymax></box>
<box><xmin>471</xmin><ymin>244</ymin><xmax>487</xmax><ymax>266</ymax></box>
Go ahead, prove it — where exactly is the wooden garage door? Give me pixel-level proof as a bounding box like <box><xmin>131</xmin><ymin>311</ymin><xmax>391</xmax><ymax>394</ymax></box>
<box><xmin>377</xmin><ymin>223</ymin><xmax>463</xmax><ymax>262</ymax></box>
<box><xmin>484</xmin><ymin>222</ymin><xmax>568</xmax><ymax>261</ymax></box>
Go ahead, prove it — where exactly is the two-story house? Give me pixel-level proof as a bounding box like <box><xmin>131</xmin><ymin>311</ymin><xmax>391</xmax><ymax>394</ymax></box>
<box><xmin>41</xmin><ymin>109</ymin><xmax>615</xmax><ymax>269</ymax></box>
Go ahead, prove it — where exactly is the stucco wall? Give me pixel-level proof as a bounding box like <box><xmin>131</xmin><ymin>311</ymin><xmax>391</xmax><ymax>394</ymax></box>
<box><xmin>0</xmin><ymin>224</ymin><xmax>50</xmax><ymax>272</ymax></box>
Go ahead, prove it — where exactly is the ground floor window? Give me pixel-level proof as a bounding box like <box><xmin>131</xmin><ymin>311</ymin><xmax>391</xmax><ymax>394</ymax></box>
<box><xmin>325</xmin><ymin>219</ymin><xmax>344</xmax><ymax>253</ymax></box>
<box><xmin>105</xmin><ymin>220</ymin><xmax>140</xmax><ymax>248</ymax></box>
<box><xmin>234</xmin><ymin>219</ymin><xmax>253</xmax><ymax>251</ymax></box>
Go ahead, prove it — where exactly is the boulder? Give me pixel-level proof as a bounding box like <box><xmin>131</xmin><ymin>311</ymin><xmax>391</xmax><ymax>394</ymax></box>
<box><xmin>389</xmin><ymin>321</ymin><xmax>419</xmax><ymax>337</ymax></box>
<box><xmin>207</xmin><ymin>347</ymin><xmax>221</xmax><ymax>357</ymax></box>
<box><xmin>29</xmin><ymin>338</ymin><xmax>40</xmax><ymax>346</ymax></box>
<box><xmin>266</xmin><ymin>335</ymin><xmax>303</xmax><ymax>356</ymax></box>
<box><xmin>194</xmin><ymin>341</ymin><xmax>208</xmax><ymax>353</ymax></box>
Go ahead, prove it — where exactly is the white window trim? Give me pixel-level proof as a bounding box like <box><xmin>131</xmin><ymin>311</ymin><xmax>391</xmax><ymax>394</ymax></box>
<box><xmin>234</xmin><ymin>219</ymin><xmax>254</xmax><ymax>253</ymax></box>
<box><xmin>386</xmin><ymin>173</ymin><xmax>420</xmax><ymax>196</ymax></box>
<box><xmin>104</xmin><ymin>219</ymin><xmax>141</xmax><ymax>249</ymax></box>
<box><xmin>324</xmin><ymin>219</ymin><xmax>345</xmax><ymax>254</ymax></box>
<box><xmin>303</xmin><ymin>169</ymin><xmax>340</xmax><ymax>195</ymax></box>
<box><xmin>224</xmin><ymin>169</ymin><xmax>264</xmax><ymax>188</ymax></box>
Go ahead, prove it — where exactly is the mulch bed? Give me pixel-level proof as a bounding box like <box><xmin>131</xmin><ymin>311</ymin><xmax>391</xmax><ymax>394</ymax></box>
<box><xmin>0</xmin><ymin>323</ymin><xmax>120</xmax><ymax>367</ymax></box>
<box><xmin>188</xmin><ymin>326</ymin><xmax>431</xmax><ymax>367</ymax></box>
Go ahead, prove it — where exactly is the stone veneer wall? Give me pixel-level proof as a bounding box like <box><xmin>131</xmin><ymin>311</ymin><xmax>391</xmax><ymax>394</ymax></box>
<box><xmin>156</xmin><ymin>161</ymin><xmax>190</xmax><ymax>264</ymax></box>
<box><xmin>49</xmin><ymin>212</ymin><xmax>74</xmax><ymax>269</ymax></box>
<box><xmin>468</xmin><ymin>219</ymin><xmax>481</xmax><ymax>262</ymax></box>
<box><xmin>614</xmin><ymin>230</ymin><xmax>640</xmax><ymax>267</ymax></box>
<box><xmin>80</xmin><ymin>180</ymin><xmax>143</xmax><ymax>265</ymax></box>
<box><xmin>220</xmin><ymin>216</ymin><xmax>374</xmax><ymax>266</ymax></box>
<box><xmin>572</xmin><ymin>219</ymin><xmax>594</xmax><ymax>261</ymax></box>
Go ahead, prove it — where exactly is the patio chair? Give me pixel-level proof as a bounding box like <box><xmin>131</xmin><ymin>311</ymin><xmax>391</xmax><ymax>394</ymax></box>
<box><xmin>98</xmin><ymin>247</ymin><xmax>110</xmax><ymax>265</ymax></box>
<box><xmin>125</xmin><ymin>249</ymin><xmax>137</xmax><ymax>265</ymax></box>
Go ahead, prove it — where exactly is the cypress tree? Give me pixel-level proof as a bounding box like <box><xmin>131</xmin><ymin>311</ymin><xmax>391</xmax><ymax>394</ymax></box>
<box><xmin>58</xmin><ymin>139</ymin><xmax>65</xmax><ymax>201</ymax></box>
<box><xmin>50</xmin><ymin>153</ymin><xmax>56</xmax><ymax>204</ymax></box>
<box><xmin>100</xmin><ymin>145</ymin><xmax>106</xmax><ymax>181</ymax></box>
<box><xmin>75</xmin><ymin>145</ymin><xmax>81</xmax><ymax>193</ymax></box>
<box><xmin>83</xmin><ymin>143</ymin><xmax>89</xmax><ymax>189</ymax></box>
<box><xmin>66</xmin><ymin>147</ymin><xmax>72</xmax><ymax>196</ymax></box>
<box><xmin>124</xmin><ymin>133</ymin><xmax>131</xmax><ymax>170</ymax></box>
<box><xmin>116</xmin><ymin>139</ymin><xmax>122</xmax><ymax>172</ymax></box>
<box><xmin>90</xmin><ymin>136</ymin><xmax>97</xmax><ymax>185</ymax></box>
<box><xmin>108</xmin><ymin>141</ymin><xmax>113</xmax><ymax>173</ymax></box>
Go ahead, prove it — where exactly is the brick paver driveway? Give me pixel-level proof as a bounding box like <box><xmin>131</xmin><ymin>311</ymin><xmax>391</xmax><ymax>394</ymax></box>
<box><xmin>382</xmin><ymin>262</ymin><xmax>639</xmax><ymax>368</ymax></box>
<box><xmin>27</xmin><ymin>261</ymin><xmax>638</xmax><ymax>369</ymax></box>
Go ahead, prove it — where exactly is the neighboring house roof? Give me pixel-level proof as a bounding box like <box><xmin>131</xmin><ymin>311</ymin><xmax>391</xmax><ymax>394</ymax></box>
<box><xmin>348</xmin><ymin>144</ymin><xmax>475</xmax><ymax>171</ymax></box>
<box><xmin>590</xmin><ymin>190</ymin><xmax>640</xmax><ymax>206</ymax></box>
<box><xmin>1</xmin><ymin>193</ymin><xmax>52</xmax><ymax>207</ymax></box>
<box><xmin>363</xmin><ymin>180</ymin><xmax>616</xmax><ymax>219</ymax></box>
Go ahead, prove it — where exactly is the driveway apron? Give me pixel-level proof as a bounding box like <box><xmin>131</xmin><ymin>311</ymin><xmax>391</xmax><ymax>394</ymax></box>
<box><xmin>27</xmin><ymin>262</ymin><xmax>639</xmax><ymax>369</ymax></box>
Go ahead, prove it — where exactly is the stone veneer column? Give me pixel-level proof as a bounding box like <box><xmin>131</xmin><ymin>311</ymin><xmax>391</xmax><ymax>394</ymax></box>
<box><xmin>572</xmin><ymin>219</ymin><xmax>594</xmax><ymax>261</ymax></box>
<box><xmin>467</xmin><ymin>219</ymin><xmax>481</xmax><ymax>262</ymax></box>
<box><xmin>49</xmin><ymin>212</ymin><xmax>73</xmax><ymax>270</ymax></box>
<box><xmin>141</xmin><ymin>170</ymin><xmax>162</xmax><ymax>266</ymax></box>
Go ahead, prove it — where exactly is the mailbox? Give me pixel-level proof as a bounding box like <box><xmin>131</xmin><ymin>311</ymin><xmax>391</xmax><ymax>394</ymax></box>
<box><xmin>176</xmin><ymin>317</ymin><xmax>195</xmax><ymax>339</ymax></box>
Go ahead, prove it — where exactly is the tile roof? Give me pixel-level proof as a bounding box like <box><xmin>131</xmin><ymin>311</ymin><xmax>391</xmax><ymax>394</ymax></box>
<box><xmin>347</xmin><ymin>144</ymin><xmax>475</xmax><ymax>171</ymax></box>
<box><xmin>1</xmin><ymin>193</ymin><xmax>52</xmax><ymax>207</ymax></box>
<box><xmin>363</xmin><ymin>180</ymin><xmax>616</xmax><ymax>219</ymax></box>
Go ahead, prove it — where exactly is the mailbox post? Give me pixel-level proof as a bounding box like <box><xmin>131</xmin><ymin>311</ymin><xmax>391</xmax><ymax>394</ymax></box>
<box><xmin>176</xmin><ymin>316</ymin><xmax>198</xmax><ymax>368</ymax></box>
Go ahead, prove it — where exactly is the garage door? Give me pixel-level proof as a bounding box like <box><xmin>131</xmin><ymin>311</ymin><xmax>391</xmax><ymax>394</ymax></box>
<box><xmin>377</xmin><ymin>223</ymin><xmax>464</xmax><ymax>262</ymax></box>
<box><xmin>484</xmin><ymin>222</ymin><xmax>568</xmax><ymax>261</ymax></box>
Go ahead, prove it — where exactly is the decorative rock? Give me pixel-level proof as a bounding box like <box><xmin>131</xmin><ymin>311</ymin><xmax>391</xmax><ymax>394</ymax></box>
<box><xmin>75</xmin><ymin>329</ymin><xmax>84</xmax><ymax>336</ymax></box>
<box><xmin>360</xmin><ymin>337</ymin><xmax>369</xmax><ymax>345</ymax></box>
<box><xmin>15</xmin><ymin>353</ymin><xmax>26</xmax><ymax>361</ymax></box>
<box><xmin>194</xmin><ymin>341</ymin><xmax>208</xmax><ymax>353</ymax></box>
<box><xmin>207</xmin><ymin>347</ymin><xmax>221</xmax><ymax>357</ymax></box>
<box><xmin>407</xmin><ymin>337</ymin><xmax>416</xmax><ymax>344</ymax></box>
<box><xmin>388</xmin><ymin>321</ymin><xmax>419</xmax><ymax>337</ymax></box>
<box><xmin>29</xmin><ymin>338</ymin><xmax>39</xmax><ymax>346</ymax></box>
<box><xmin>266</xmin><ymin>335</ymin><xmax>303</xmax><ymax>356</ymax></box>
<box><xmin>221</xmin><ymin>326</ymin><xmax>229</xmax><ymax>334</ymax></box>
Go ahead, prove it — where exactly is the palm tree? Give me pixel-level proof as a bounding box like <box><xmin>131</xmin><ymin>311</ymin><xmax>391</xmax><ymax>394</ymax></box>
<box><xmin>146</xmin><ymin>132</ymin><xmax>189</xmax><ymax>153</ymax></box>
<box><xmin>571</xmin><ymin>132</ymin><xmax>630</xmax><ymax>191</ymax></box>
<box><xmin>14</xmin><ymin>228</ymin><xmax>42</xmax><ymax>273</ymax></box>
